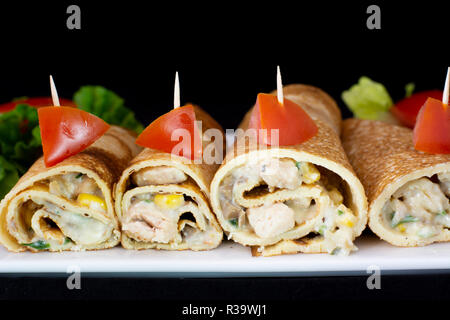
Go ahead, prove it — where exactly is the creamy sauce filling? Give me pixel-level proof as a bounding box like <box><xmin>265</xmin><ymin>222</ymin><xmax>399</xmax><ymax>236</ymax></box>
<box><xmin>48</xmin><ymin>173</ymin><xmax>102</xmax><ymax>199</ymax></box>
<box><xmin>311</xmin><ymin>197</ymin><xmax>356</xmax><ymax>256</ymax></box>
<box><xmin>125</xmin><ymin>166</ymin><xmax>218</xmax><ymax>247</ymax></box>
<box><xmin>14</xmin><ymin>173</ymin><xmax>111</xmax><ymax>251</ymax></box>
<box><xmin>219</xmin><ymin>158</ymin><xmax>357</xmax><ymax>255</ymax></box>
<box><xmin>123</xmin><ymin>193</ymin><xmax>216</xmax><ymax>247</ymax></box>
<box><xmin>383</xmin><ymin>175</ymin><xmax>450</xmax><ymax>238</ymax></box>
<box><xmin>180</xmin><ymin>223</ymin><xmax>220</xmax><ymax>248</ymax></box>
<box><xmin>18</xmin><ymin>200</ymin><xmax>113</xmax><ymax>250</ymax></box>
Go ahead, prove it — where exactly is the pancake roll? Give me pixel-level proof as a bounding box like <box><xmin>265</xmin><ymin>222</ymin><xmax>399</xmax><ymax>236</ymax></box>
<box><xmin>0</xmin><ymin>126</ymin><xmax>141</xmax><ymax>252</ymax></box>
<box><xmin>342</xmin><ymin>119</ymin><xmax>450</xmax><ymax>246</ymax></box>
<box><xmin>115</xmin><ymin>106</ymin><xmax>224</xmax><ymax>250</ymax></box>
<box><xmin>210</xmin><ymin>85</ymin><xmax>368</xmax><ymax>256</ymax></box>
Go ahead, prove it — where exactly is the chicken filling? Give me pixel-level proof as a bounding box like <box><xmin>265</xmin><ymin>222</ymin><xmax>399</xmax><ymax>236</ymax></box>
<box><xmin>219</xmin><ymin>158</ymin><xmax>357</xmax><ymax>255</ymax></box>
<box><xmin>131</xmin><ymin>166</ymin><xmax>188</xmax><ymax>186</ymax></box>
<box><xmin>383</xmin><ymin>174</ymin><xmax>450</xmax><ymax>238</ymax></box>
<box><xmin>10</xmin><ymin>172</ymin><xmax>112</xmax><ymax>250</ymax></box>
<box><xmin>122</xmin><ymin>166</ymin><xmax>217</xmax><ymax>247</ymax></box>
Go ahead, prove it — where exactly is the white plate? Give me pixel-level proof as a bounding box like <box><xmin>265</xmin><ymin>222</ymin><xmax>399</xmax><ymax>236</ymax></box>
<box><xmin>0</xmin><ymin>235</ymin><xmax>449</xmax><ymax>277</ymax></box>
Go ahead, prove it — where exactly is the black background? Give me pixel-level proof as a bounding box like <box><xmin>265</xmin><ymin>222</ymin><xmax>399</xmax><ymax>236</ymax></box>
<box><xmin>0</xmin><ymin>1</ymin><xmax>448</xmax><ymax>128</ymax></box>
<box><xmin>0</xmin><ymin>0</ymin><xmax>449</xmax><ymax>303</ymax></box>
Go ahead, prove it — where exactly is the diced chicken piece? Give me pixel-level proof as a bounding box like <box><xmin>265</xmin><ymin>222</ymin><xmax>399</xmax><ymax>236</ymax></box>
<box><xmin>328</xmin><ymin>187</ymin><xmax>343</xmax><ymax>205</ymax></box>
<box><xmin>299</xmin><ymin>162</ymin><xmax>321</xmax><ymax>184</ymax></box>
<box><xmin>48</xmin><ymin>173</ymin><xmax>79</xmax><ymax>199</ymax></box>
<box><xmin>438</xmin><ymin>172</ymin><xmax>450</xmax><ymax>197</ymax></box>
<box><xmin>390</xmin><ymin>199</ymin><xmax>408</xmax><ymax>226</ymax></box>
<box><xmin>132</xmin><ymin>166</ymin><xmax>187</xmax><ymax>186</ymax></box>
<box><xmin>232</xmin><ymin>164</ymin><xmax>261</xmax><ymax>185</ymax></box>
<box><xmin>392</xmin><ymin>177</ymin><xmax>449</xmax><ymax>220</ymax></box>
<box><xmin>285</xmin><ymin>197</ymin><xmax>318</xmax><ymax>224</ymax></box>
<box><xmin>260</xmin><ymin>159</ymin><xmax>301</xmax><ymax>190</ymax></box>
<box><xmin>222</xmin><ymin>200</ymin><xmax>245</xmax><ymax>221</ymax></box>
<box><xmin>49</xmin><ymin>181</ymin><xmax>63</xmax><ymax>197</ymax></box>
<box><xmin>247</xmin><ymin>202</ymin><xmax>295</xmax><ymax>238</ymax></box>
<box><xmin>77</xmin><ymin>177</ymin><xmax>99</xmax><ymax>195</ymax></box>
<box><xmin>122</xmin><ymin>201</ymin><xmax>178</xmax><ymax>243</ymax></box>
<box><xmin>49</xmin><ymin>173</ymin><xmax>101</xmax><ymax>199</ymax></box>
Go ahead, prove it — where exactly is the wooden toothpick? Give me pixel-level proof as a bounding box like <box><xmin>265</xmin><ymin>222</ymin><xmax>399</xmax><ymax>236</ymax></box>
<box><xmin>49</xmin><ymin>75</ymin><xmax>60</xmax><ymax>107</ymax></box>
<box><xmin>277</xmin><ymin>65</ymin><xmax>284</xmax><ymax>105</ymax></box>
<box><xmin>443</xmin><ymin>67</ymin><xmax>449</xmax><ymax>106</ymax></box>
<box><xmin>174</xmin><ymin>71</ymin><xmax>180</xmax><ymax>109</ymax></box>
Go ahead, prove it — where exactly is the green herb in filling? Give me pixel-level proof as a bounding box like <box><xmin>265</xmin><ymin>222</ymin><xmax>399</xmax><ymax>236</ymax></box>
<box><xmin>295</xmin><ymin>161</ymin><xmax>301</xmax><ymax>170</ymax></box>
<box><xmin>75</xmin><ymin>173</ymin><xmax>83</xmax><ymax>179</ymax></box>
<box><xmin>389</xmin><ymin>212</ymin><xmax>395</xmax><ymax>221</ymax></box>
<box><xmin>331</xmin><ymin>247</ymin><xmax>341</xmax><ymax>255</ymax></box>
<box><xmin>229</xmin><ymin>218</ymin><xmax>238</xmax><ymax>227</ymax></box>
<box><xmin>64</xmin><ymin>237</ymin><xmax>72</xmax><ymax>245</ymax></box>
<box><xmin>438</xmin><ymin>210</ymin><xmax>447</xmax><ymax>216</ymax></box>
<box><xmin>21</xmin><ymin>240</ymin><xmax>50</xmax><ymax>250</ymax></box>
<box><xmin>337</xmin><ymin>209</ymin><xmax>344</xmax><ymax>216</ymax></box>
<box><xmin>318</xmin><ymin>225</ymin><xmax>327</xmax><ymax>235</ymax></box>
<box><xmin>391</xmin><ymin>215</ymin><xmax>419</xmax><ymax>228</ymax></box>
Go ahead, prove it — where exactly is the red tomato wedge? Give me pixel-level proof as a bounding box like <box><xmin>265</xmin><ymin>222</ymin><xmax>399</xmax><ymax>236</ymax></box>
<box><xmin>0</xmin><ymin>97</ymin><xmax>75</xmax><ymax>113</ymax></box>
<box><xmin>248</xmin><ymin>93</ymin><xmax>318</xmax><ymax>146</ymax></box>
<box><xmin>413</xmin><ymin>97</ymin><xmax>450</xmax><ymax>154</ymax></box>
<box><xmin>38</xmin><ymin>106</ymin><xmax>110</xmax><ymax>167</ymax></box>
<box><xmin>391</xmin><ymin>90</ymin><xmax>442</xmax><ymax>128</ymax></box>
<box><xmin>135</xmin><ymin>104</ymin><xmax>202</xmax><ymax>160</ymax></box>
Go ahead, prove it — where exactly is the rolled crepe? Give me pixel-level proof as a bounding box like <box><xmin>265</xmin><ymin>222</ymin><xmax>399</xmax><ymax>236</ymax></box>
<box><xmin>210</xmin><ymin>84</ymin><xmax>368</xmax><ymax>256</ymax></box>
<box><xmin>115</xmin><ymin>106</ymin><xmax>224</xmax><ymax>250</ymax></box>
<box><xmin>0</xmin><ymin>126</ymin><xmax>141</xmax><ymax>252</ymax></box>
<box><xmin>342</xmin><ymin>118</ymin><xmax>450</xmax><ymax>246</ymax></box>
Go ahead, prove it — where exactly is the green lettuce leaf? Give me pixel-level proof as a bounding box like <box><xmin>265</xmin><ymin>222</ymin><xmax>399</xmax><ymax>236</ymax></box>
<box><xmin>0</xmin><ymin>156</ymin><xmax>20</xmax><ymax>199</ymax></box>
<box><xmin>405</xmin><ymin>82</ymin><xmax>415</xmax><ymax>98</ymax></box>
<box><xmin>0</xmin><ymin>104</ymin><xmax>42</xmax><ymax>199</ymax></box>
<box><xmin>73</xmin><ymin>86</ymin><xmax>144</xmax><ymax>133</ymax></box>
<box><xmin>341</xmin><ymin>76</ymin><xmax>394</xmax><ymax>120</ymax></box>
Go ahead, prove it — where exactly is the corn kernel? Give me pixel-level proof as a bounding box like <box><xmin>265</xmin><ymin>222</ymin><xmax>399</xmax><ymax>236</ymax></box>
<box><xmin>342</xmin><ymin>219</ymin><xmax>354</xmax><ymax>228</ymax></box>
<box><xmin>77</xmin><ymin>193</ymin><xmax>107</xmax><ymax>211</ymax></box>
<box><xmin>154</xmin><ymin>194</ymin><xmax>184</xmax><ymax>210</ymax></box>
<box><xmin>397</xmin><ymin>224</ymin><xmax>406</xmax><ymax>233</ymax></box>
<box><xmin>300</xmin><ymin>162</ymin><xmax>321</xmax><ymax>184</ymax></box>
<box><xmin>337</xmin><ymin>212</ymin><xmax>355</xmax><ymax>228</ymax></box>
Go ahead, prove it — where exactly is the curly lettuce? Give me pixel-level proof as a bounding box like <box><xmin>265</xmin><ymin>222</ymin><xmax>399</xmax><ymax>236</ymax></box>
<box><xmin>0</xmin><ymin>104</ymin><xmax>42</xmax><ymax>199</ymax></box>
<box><xmin>73</xmin><ymin>86</ymin><xmax>144</xmax><ymax>133</ymax></box>
<box><xmin>342</xmin><ymin>76</ymin><xmax>394</xmax><ymax>120</ymax></box>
